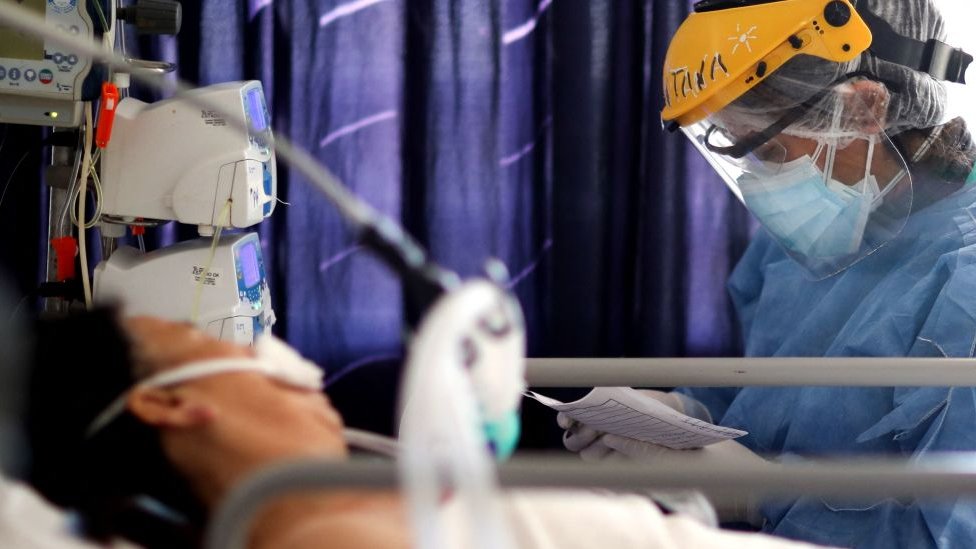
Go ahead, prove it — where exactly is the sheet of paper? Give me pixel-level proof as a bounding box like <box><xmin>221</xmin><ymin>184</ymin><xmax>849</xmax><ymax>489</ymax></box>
<box><xmin>528</xmin><ymin>387</ymin><xmax>746</xmax><ymax>450</ymax></box>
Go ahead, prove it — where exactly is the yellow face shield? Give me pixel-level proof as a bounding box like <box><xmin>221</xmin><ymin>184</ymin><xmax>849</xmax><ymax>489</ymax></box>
<box><xmin>662</xmin><ymin>0</ymin><xmax>872</xmax><ymax>129</ymax></box>
<box><xmin>682</xmin><ymin>76</ymin><xmax>914</xmax><ymax>279</ymax></box>
<box><xmin>661</xmin><ymin>0</ymin><xmax>976</xmax><ymax>279</ymax></box>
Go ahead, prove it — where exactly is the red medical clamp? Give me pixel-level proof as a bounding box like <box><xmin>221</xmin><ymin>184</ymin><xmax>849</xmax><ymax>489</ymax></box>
<box><xmin>51</xmin><ymin>236</ymin><xmax>78</xmax><ymax>282</ymax></box>
<box><xmin>95</xmin><ymin>83</ymin><xmax>121</xmax><ymax>149</ymax></box>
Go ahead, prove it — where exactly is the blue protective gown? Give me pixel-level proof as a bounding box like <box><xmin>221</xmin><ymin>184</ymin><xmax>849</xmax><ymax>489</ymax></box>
<box><xmin>679</xmin><ymin>178</ymin><xmax>976</xmax><ymax>548</ymax></box>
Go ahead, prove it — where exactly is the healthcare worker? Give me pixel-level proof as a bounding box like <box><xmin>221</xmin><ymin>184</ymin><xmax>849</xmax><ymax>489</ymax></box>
<box><xmin>560</xmin><ymin>1</ymin><xmax>976</xmax><ymax>547</ymax></box>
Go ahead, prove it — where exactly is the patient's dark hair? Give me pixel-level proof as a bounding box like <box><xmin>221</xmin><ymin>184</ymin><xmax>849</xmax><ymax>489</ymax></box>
<box><xmin>26</xmin><ymin>309</ymin><xmax>205</xmax><ymax>548</ymax></box>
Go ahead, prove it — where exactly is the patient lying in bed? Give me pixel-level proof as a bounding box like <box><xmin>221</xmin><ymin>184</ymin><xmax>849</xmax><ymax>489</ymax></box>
<box><xmin>26</xmin><ymin>312</ymin><xmax>831</xmax><ymax>549</ymax></box>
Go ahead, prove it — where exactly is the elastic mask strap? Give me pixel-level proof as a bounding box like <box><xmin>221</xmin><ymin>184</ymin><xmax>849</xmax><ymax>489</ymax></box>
<box><xmin>802</xmin><ymin>141</ymin><xmax>828</xmax><ymax>179</ymax></box>
<box><xmin>86</xmin><ymin>394</ymin><xmax>129</xmax><ymax>438</ymax></box>
<box><xmin>812</xmin><ymin>141</ymin><xmax>827</xmax><ymax>166</ymax></box>
<box><xmin>822</xmin><ymin>95</ymin><xmax>846</xmax><ymax>185</ymax></box>
<box><xmin>140</xmin><ymin>359</ymin><xmax>273</xmax><ymax>387</ymax></box>
<box><xmin>82</xmin><ymin>363</ymin><xmax>249</xmax><ymax>440</ymax></box>
<box><xmin>824</xmin><ymin>141</ymin><xmax>839</xmax><ymax>186</ymax></box>
<box><xmin>863</xmin><ymin>135</ymin><xmax>877</xmax><ymax>183</ymax></box>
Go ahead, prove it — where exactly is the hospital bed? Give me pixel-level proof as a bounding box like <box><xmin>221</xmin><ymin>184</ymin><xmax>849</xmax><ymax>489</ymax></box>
<box><xmin>205</xmin><ymin>454</ymin><xmax>976</xmax><ymax>549</ymax></box>
<box><xmin>206</xmin><ymin>356</ymin><xmax>976</xmax><ymax>548</ymax></box>
<box><xmin>525</xmin><ymin>357</ymin><xmax>976</xmax><ymax>387</ymax></box>
<box><xmin>5</xmin><ymin>5</ymin><xmax>976</xmax><ymax>549</ymax></box>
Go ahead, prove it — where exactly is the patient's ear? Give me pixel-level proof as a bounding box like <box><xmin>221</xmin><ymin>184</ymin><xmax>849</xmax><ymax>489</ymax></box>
<box><xmin>127</xmin><ymin>388</ymin><xmax>216</xmax><ymax>428</ymax></box>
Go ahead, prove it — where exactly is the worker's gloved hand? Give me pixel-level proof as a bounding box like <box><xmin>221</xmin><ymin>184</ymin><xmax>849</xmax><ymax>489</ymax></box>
<box><xmin>557</xmin><ymin>412</ymin><xmax>609</xmax><ymax>461</ymax></box>
<box><xmin>558</xmin><ymin>390</ymin><xmax>710</xmax><ymax>461</ymax></box>
<box><xmin>601</xmin><ymin>435</ymin><xmax>769</xmax><ymax>526</ymax></box>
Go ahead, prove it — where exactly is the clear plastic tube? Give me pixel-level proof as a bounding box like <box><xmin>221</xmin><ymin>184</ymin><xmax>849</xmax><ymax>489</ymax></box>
<box><xmin>55</xmin><ymin>131</ymin><xmax>85</xmax><ymax>238</ymax></box>
<box><xmin>77</xmin><ymin>104</ymin><xmax>93</xmax><ymax>308</ymax></box>
<box><xmin>190</xmin><ymin>201</ymin><xmax>232</xmax><ymax>324</ymax></box>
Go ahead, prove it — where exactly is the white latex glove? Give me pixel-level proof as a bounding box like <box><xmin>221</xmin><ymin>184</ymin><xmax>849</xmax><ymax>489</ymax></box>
<box><xmin>557</xmin><ymin>411</ymin><xmax>611</xmax><ymax>461</ymax></box>
<box><xmin>556</xmin><ymin>391</ymin><xmax>723</xmax><ymax>527</ymax></box>
<box><xmin>601</xmin><ymin>435</ymin><xmax>769</xmax><ymax>526</ymax></box>
<box><xmin>558</xmin><ymin>389</ymin><xmax>689</xmax><ymax>461</ymax></box>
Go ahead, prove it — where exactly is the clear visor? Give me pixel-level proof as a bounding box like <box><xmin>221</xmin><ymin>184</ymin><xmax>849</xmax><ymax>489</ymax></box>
<box><xmin>86</xmin><ymin>334</ymin><xmax>323</xmax><ymax>437</ymax></box>
<box><xmin>683</xmin><ymin>80</ymin><xmax>913</xmax><ymax>279</ymax></box>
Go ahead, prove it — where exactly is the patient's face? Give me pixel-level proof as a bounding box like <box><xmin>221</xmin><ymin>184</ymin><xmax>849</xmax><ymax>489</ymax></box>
<box><xmin>126</xmin><ymin>318</ymin><xmax>347</xmax><ymax>472</ymax></box>
<box><xmin>184</xmin><ymin>367</ymin><xmax>347</xmax><ymax>460</ymax></box>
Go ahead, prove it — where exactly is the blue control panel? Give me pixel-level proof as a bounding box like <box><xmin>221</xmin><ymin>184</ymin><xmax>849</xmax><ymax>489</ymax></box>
<box><xmin>0</xmin><ymin>0</ymin><xmax>107</xmax><ymax>102</ymax></box>
<box><xmin>234</xmin><ymin>235</ymin><xmax>267</xmax><ymax>315</ymax></box>
<box><xmin>242</xmin><ymin>83</ymin><xmax>273</xmax><ymax>152</ymax></box>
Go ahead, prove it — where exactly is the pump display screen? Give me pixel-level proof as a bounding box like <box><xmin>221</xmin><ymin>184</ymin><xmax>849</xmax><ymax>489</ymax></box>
<box><xmin>0</xmin><ymin>0</ymin><xmax>46</xmax><ymax>60</ymax></box>
<box><xmin>239</xmin><ymin>242</ymin><xmax>261</xmax><ymax>287</ymax></box>
<box><xmin>246</xmin><ymin>88</ymin><xmax>268</xmax><ymax>132</ymax></box>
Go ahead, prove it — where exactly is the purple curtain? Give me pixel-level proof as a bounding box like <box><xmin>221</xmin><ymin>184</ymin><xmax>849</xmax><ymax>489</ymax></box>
<box><xmin>3</xmin><ymin>0</ymin><xmax>756</xmax><ymax>438</ymax></box>
<box><xmin>184</xmin><ymin>0</ymin><xmax>753</xmax><ymax>366</ymax></box>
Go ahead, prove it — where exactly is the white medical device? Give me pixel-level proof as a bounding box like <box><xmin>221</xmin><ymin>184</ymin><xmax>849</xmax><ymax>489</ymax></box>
<box><xmin>399</xmin><ymin>280</ymin><xmax>526</xmax><ymax>549</ymax></box>
<box><xmin>99</xmin><ymin>81</ymin><xmax>276</xmax><ymax>233</ymax></box>
<box><xmin>91</xmin><ymin>81</ymin><xmax>277</xmax><ymax>345</ymax></box>
<box><xmin>0</xmin><ymin>0</ymin><xmax>111</xmax><ymax>127</ymax></box>
<box><xmin>94</xmin><ymin>232</ymin><xmax>275</xmax><ymax>344</ymax></box>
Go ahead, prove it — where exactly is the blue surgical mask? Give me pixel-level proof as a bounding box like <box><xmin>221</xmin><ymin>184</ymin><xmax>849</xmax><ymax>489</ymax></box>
<box><xmin>738</xmin><ymin>146</ymin><xmax>895</xmax><ymax>260</ymax></box>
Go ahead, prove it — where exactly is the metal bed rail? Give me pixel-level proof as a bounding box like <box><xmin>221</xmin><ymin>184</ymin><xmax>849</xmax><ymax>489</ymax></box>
<box><xmin>206</xmin><ymin>455</ymin><xmax>976</xmax><ymax>549</ymax></box>
<box><xmin>526</xmin><ymin>357</ymin><xmax>976</xmax><ymax>387</ymax></box>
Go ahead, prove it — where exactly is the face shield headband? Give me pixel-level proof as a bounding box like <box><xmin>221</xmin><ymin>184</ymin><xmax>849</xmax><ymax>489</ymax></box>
<box><xmin>702</xmin><ymin>71</ymin><xmax>904</xmax><ymax>160</ymax></box>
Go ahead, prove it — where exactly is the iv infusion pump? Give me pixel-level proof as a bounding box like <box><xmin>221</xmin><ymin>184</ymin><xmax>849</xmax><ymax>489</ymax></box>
<box><xmin>0</xmin><ymin>0</ymin><xmax>111</xmax><ymax>127</ymax></box>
